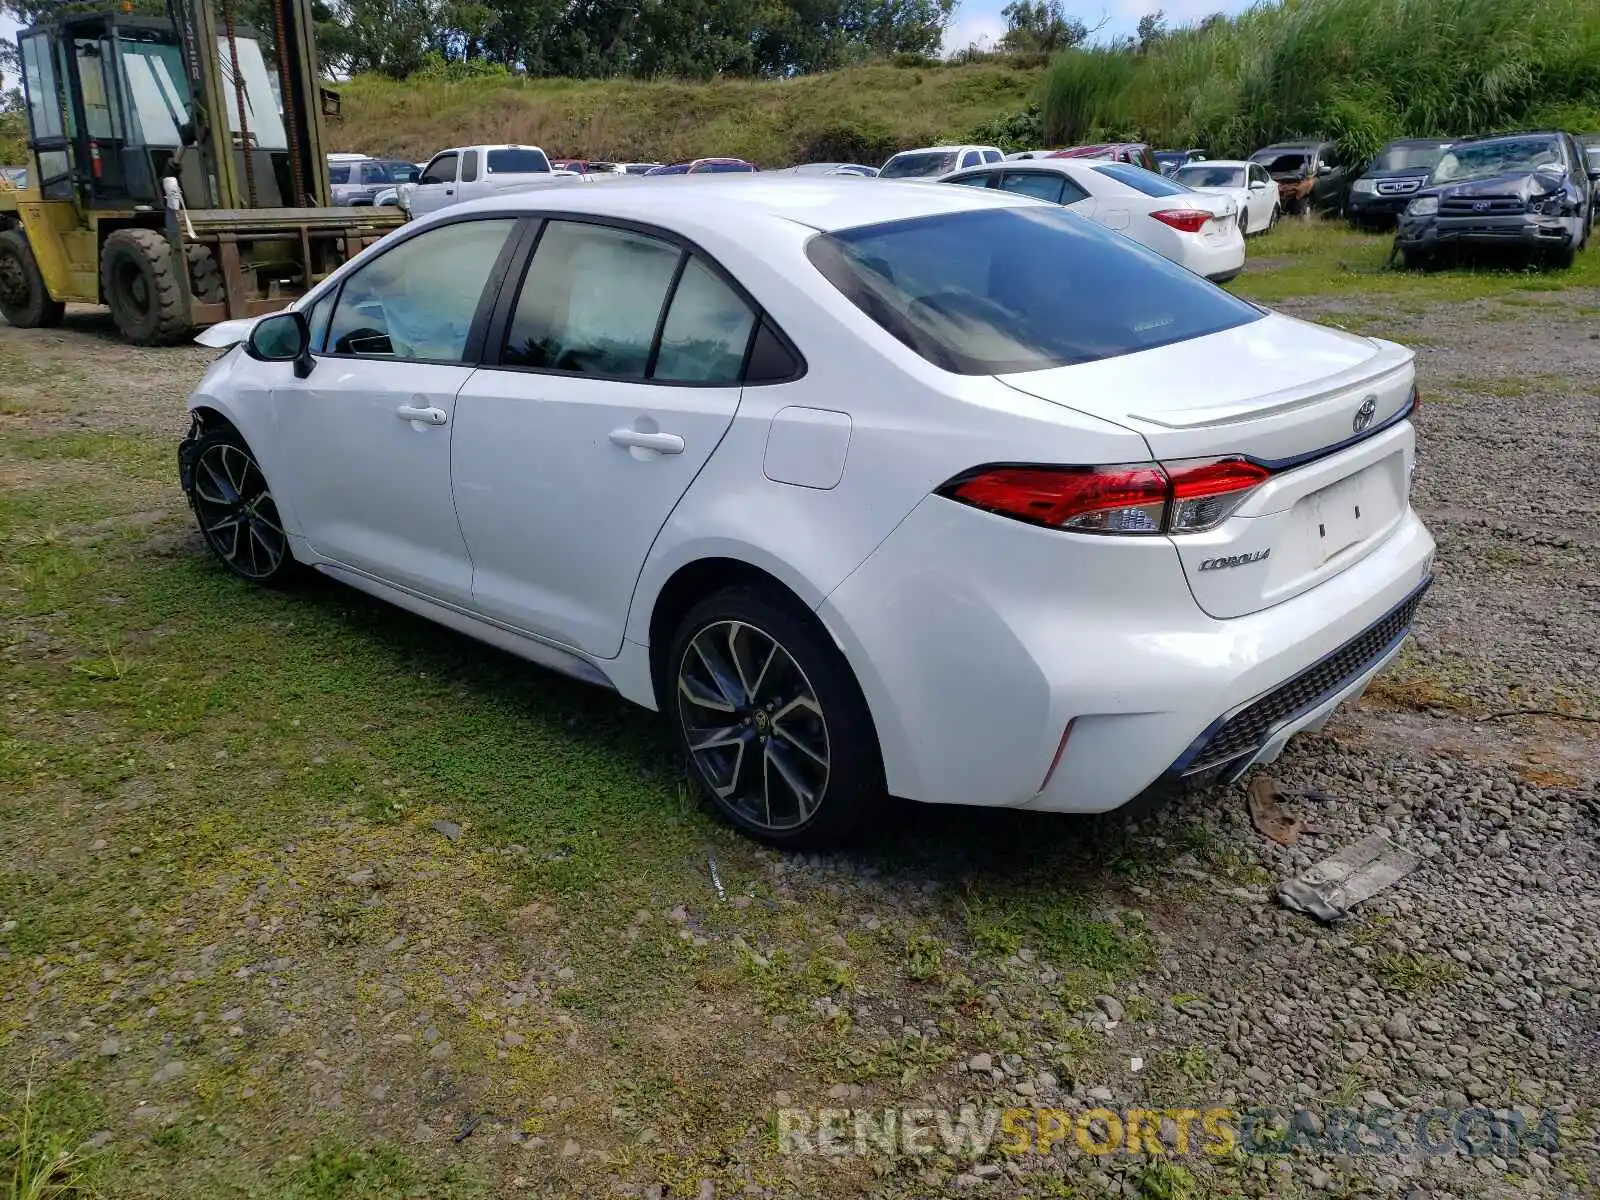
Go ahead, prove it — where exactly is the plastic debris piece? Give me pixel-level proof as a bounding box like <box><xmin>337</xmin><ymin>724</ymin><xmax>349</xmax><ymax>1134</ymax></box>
<box><xmin>707</xmin><ymin>853</ymin><xmax>726</xmax><ymax>901</ymax></box>
<box><xmin>1247</xmin><ymin>775</ymin><xmax>1305</xmax><ymax>846</ymax></box>
<box><xmin>1277</xmin><ymin>832</ymin><xmax>1420</xmax><ymax>924</ymax></box>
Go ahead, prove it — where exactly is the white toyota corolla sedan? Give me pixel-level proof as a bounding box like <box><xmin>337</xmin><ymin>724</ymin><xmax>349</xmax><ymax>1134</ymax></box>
<box><xmin>939</xmin><ymin>157</ymin><xmax>1247</xmax><ymax>281</ymax></box>
<box><xmin>181</xmin><ymin>178</ymin><xmax>1434</xmax><ymax>846</ymax></box>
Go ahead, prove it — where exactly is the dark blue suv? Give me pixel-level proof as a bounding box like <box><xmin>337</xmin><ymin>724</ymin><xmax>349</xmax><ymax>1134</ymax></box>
<box><xmin>1397</xmin><ymin>131</ymin><xmax>1599</xmax><ymax>268</ymax></box>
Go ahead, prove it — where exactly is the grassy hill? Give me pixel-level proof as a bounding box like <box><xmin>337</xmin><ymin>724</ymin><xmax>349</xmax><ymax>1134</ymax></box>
<box><xmin>334</xmin><ymin>60</ymin><xmax>1039</xmax><ymax>165</ymax></box>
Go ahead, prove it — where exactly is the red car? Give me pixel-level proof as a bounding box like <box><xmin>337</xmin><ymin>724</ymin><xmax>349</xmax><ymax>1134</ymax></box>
<box><xmin>1049</xmin><ymin>143</ymin><xmax>1159</xmax><ymax>172</ymax></box>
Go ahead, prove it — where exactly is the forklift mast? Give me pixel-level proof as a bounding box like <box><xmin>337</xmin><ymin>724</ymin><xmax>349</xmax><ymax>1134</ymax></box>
<box><xmin>165</xmin><ymin>0</ymin><xmax>332</xmax><ymax>209</ymax></box>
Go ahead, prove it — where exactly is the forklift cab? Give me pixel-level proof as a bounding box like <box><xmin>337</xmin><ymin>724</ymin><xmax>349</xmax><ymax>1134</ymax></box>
<box><xmin>18</xmin><ymin>11</ymin><xmax>294</xmax><ymax>212</ymax></box>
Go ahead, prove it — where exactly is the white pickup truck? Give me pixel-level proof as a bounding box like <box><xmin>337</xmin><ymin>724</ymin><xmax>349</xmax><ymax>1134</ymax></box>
<box><xmin>398</xmin><ymin>144</ymin><xmax>563</xmax><ymax>218</ymax></box>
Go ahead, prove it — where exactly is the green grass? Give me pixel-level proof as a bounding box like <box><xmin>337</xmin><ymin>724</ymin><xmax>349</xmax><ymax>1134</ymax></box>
<box><xmin>1041</xmin><ymin>0</ymin><xmax>1600</xmax><ymax>161</ymax></box>
<box><xmin>1227</xmin><ymin>219</ymin><xmax>1600</xmax><ymax>306</ymax></box>
<box><xmin>339</xmin><ymin>59</ymin><xmax>1038</xmax><ymax>164</ymax></box>
<box><xmin>1372</xmin><ymin>950</ymin><xmax>1466</xmax><ymax>996</ymax></box>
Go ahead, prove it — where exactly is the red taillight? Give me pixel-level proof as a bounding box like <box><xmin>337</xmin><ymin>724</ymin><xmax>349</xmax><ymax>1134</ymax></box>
<box><xmin>1149</xmin><ymin>208</ymin><xmax>1211</xmax><ymax>233</ymax></box>
<box><xmin>942</xmin><ymin>465</ymin><xmax>1168</xmax><ymax>534</ymax></box>
<box><xmin>939</xmin><ymin>458</ymin><xmax>1272</xmax><ymax>536</ymax></box>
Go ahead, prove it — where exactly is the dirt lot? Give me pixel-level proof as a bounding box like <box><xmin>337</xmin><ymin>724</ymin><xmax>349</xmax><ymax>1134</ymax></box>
<box><xmin>2</xmin><ymin>224</ymin><xmax>1598</xmax><ymax>1200</ymax></box>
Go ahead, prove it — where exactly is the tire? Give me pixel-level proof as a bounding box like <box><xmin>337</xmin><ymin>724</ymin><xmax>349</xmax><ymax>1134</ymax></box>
<box><xmin>0</xmin><ymin>228</ymin><xmax>66</xmax><ymax>329</ymax></box>
<box><xmin>1400</xmin><ymin>247</ymin><xmax>1429</xmax><ymax>271</ymax></box>
<box><xmin>185</xmin><ymin>243</ymin><xmax>225</xmax><ymax>305</ymax></box>
<box><xmin>181</xmin><ymin>424</ymin><xmax>303</xmax><ymax>587</ymax></box>
<box><xmin>1238</xmin><ymin>213</ymin><xmax>1248</xmax><ymax>238</ymax></box>
<box><xmin>666</xmin><ymin>584</ymin><xmax>885</xmax><ymax>848</ymax></box>
<box><xmin>1548</xmin><ymin>244</ymin><xmax>1576</xmax><ymax>270</ymax></box>
<box><xmin>101</xmin><ymin>228</ymin><xmax>190</xmax><ymax>346</ymax></box>
<box><xmin>1266</xmin><ymin>205</ymin><xmax>1278</xmax><ymax>234</ymax></box>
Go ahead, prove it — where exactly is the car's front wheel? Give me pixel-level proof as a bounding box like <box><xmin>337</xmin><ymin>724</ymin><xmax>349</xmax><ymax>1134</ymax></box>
<box><xmin>181</xmin><ymin>424</ymin><xmax>302</xmax><ymax>587</ymax></box>
<box><xmin>668</xmin><ymin>585</ymin><xmax>884</xmax><ymax>847</ymax></box>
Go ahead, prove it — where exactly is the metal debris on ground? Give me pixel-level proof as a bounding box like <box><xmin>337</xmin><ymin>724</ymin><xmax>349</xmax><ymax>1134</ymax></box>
<box><xmin>452</xmin><ymin>1113</ymin><xmax>482</xmax><ymax>1143</ymax></box>
<box><xmin>1277</xmin><ymin>832</ymin><xmax>1421</xmax><ymax>924</ymax></box>
<box><xmin>707</xmin><ymin>852</ymin><xmax>727</xmax><ymax>901</ymax></box>
<box><xmin>1247</xmin><ymin>775</ymin><xmax>1306</xmax><ymax>845</ymax></box>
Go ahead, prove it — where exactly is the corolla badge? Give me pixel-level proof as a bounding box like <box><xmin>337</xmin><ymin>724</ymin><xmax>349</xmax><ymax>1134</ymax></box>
<box><xmin>1353</xmin><ymin>396</ymin><xmax>1378</xmax><ymax>433</ymax></box>
<box><xmin>1199</xmin><ymin>549</ymin><xmax>1270</xmax><ymax>571</ymax></box>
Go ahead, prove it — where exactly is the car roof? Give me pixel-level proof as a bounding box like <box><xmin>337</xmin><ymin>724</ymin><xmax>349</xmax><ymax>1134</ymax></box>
<box><xmin>1381</xmin><ymin>137</ymin><xmax>1453</xmax><ymax>147</ymax></box>
<box><xmin>1173</xmin><ymin>158</ymin><xmax>1250</xmax><ymax>168</ymax></box>
<box><xmin>1448</xmin><ymin>130</ymin><xmax>1563</xmax><ymax>145</ymax></box>
<box><xmin>442</xmin><ymin>176</ymin><xmax>1037</xmax><ymax>234</ymax></box>
<box><xmin>1254</xmin><ymin>141</ymin><xmax>1326</xmax><ymax>152</ymax></box>
<box><xmin>888</xmin><ymin>145</ymin><xmax>985</xmax><ymax>155</ymax></box>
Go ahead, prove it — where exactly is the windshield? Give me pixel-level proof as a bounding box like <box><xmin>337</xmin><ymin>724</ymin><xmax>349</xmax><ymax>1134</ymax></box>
<box><xmin>388</xmin><ymin>163</ymin><xmax>420</xmax><ymax>183</ymax></box>
<box><xmin>486</xmin><ymin>148</ymin><xmax>551</xmax><ymax>174</ymax></box>
<box><xmin>1094</xmin><ymin>163</ymin><xmax>1190</xmax><ymax>197</ymax></box>
<box><xmin>115</xmin><ymin>32</ymin><xmax>284</xmax><ymax>150</ymax></box>
<box><xmin>1431</xmin><ymin>138</ymin><xmax>1562</xmax><ymax>183</ymax></box>
<box><xmin>1174</xmin><ymin>165</ymin><xmax>1244</xmax><ymax>188</ymax></box>
<box><xmin>1252</xmin><ymin>151</ymin><xmax>1309</xmax><ymax>177</ymax></box>
<box><xmin>692</xmin><ymin>161</ymin><xmax>755</xmax><ymax>173</ymax></box>
<box><xmin>1374</xmin><ymin>143</ymin><xmax>1448</xmax><ymax>172</ymax></box>
<box><xmin>881</xmin><ymin>151</ymin><xmax>958</xmax><ymax>179</ymax></box>
<box><xmin>806</xmin><ymin>206</ymin><xmax>1262</xmax><ymax>375</ymax></box>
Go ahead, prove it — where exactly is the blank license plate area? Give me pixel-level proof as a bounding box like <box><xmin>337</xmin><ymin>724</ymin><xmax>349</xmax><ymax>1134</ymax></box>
<box><xmin>1300</xmin><ymin>464</ymin><xmax>1398</xmax><ymax>566</ymax></box>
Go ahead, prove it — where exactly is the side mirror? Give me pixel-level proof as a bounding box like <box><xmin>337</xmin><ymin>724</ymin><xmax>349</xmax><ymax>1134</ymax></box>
<box><xmin>1250</xmin><ymin>179</ymin><xmax>1267</xmax><ymax>189</ymax></box>
<box><xmin>246</xmin><ymin>310</ymin><xmax>314</xmax><ymax>378</ymax></box>
<box><xmin>1588</xmin><ymin>168</ymin><xmax>1600</xmax><ymax>182</ymax></box>
<box><xmin>1316</xmin><ymin>162</ymin><xmax>1333</xmax><ymax>176</ymax></box>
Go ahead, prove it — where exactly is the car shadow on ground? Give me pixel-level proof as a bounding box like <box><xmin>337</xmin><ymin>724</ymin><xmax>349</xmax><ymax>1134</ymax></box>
<box><xmin>238</xmin><ymin>537</ymin><xmax>1161</xmax><ymax>898</ymax></box>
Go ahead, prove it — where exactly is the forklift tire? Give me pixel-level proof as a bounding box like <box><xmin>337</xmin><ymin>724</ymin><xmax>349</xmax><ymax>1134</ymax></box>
<box><xmin>101</xmin><ymin>228</ymin><xmax>190</xmax><ymax>346</ymax></box>
<box><xmin>0</xmin><ymin>229</ymin><xmax>66</xmax><ymax>330</ymax></box>
<box><xmin>185</xmin><ymin>244</ymin><xmax>225</xmax><ymax>305</ymax></box>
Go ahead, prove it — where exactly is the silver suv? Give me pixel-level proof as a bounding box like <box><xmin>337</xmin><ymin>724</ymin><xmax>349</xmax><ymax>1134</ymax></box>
<box><xmin>329</xmin><ymin>159</ymin><xmax>421</xmax><ymax>206</ymax></box>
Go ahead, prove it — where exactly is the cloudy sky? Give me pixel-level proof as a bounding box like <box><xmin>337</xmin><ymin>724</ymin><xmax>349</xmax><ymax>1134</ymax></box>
<box><xmin>944</xmin><ymin>0</ymin><xmax>1255</xmax><ymax>52</ymax></box>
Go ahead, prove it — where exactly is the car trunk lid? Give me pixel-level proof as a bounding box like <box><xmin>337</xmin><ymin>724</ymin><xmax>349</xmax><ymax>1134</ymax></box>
<box><xmin>997</xmin><ymin>313</ymin><xmax>1417</xmax><ymax>618</ymax></box>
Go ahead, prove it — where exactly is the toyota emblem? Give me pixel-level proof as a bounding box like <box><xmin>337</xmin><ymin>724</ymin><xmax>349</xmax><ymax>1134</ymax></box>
<box><xmin>1472</xmin><ymin>200</ymin><xmax>1491</xmax><ymax>211</ymax></box>
<box><xmin>1353</xmin><ymin>396</ymin><xmax>1378</xmax><ymax>433</ymax></box>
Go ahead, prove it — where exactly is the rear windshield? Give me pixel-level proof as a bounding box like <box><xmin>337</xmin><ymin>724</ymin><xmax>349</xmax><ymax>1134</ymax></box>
<box><xmin>881</xmin><ymin>151</ymin><xmax>959</xmax><ymax>179</ymax></box>
<box><xmin>487</xmin><ymin>148</ymin><xmax>551</xmax><ymax>174</ymax></box>
<box><xmin>806</xmin><ymin>206</ymin><xmax>1262</xmax><ymax>376</ymax></box>
<box><xmin>1373</xmin><ymin>143</ymin><xmax>1448</xmax><ymax>172</ymax></box>
<box><xmin>1093</xmin><ymin>163</ymin><xmax>1189</xmax><ymax>196</ymax></box>
<box><xmin>693</xmin><ymin>161</ymin><xmax>756</xmax><ymax>173</ymax></box>
<box><xmin>1174</xmin><ymin>164</ymin><xmax>1244</xmax><ymax>188</ymax></box>
<box><xmin>328</xmin><ymin>163</ymin><xmax>350</xmax><ymax>184</ymax></box>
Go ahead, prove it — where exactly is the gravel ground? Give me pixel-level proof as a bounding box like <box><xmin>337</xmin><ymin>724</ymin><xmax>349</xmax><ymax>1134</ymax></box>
<box><xmin>2</xmin><ymin>263</ymin><xmax>1598</xmax><ymax>1199</ymax></box>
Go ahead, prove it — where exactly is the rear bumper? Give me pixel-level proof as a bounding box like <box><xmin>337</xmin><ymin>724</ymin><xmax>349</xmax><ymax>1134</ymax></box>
<box><xmin>1177</xmin><ymin>235</ymin><xmax>1245</xmax><ymax>282</ymax></box>
<box><xmin>818</xmin><ymin>495</ymin><xmax>1435</xmax><ymax>814</ymax></box>
<box><xmin>1397</xmin><ymin>214</ymin><xmax>1577</xmax><ymax>251</ymax></box>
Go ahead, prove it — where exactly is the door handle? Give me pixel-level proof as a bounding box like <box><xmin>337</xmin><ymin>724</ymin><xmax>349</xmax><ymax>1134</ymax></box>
<box><xmin>445</xmin><ymin>188</ymin><xmax>454</xmax><ymax>195</ymax></box>
<box><xmin>609</xmin><ymin>428</ymin><xmax>684</xmax><ymax>455</ymax></box>
<box><xmin>396</xmin><ymin>405</ymin><xmax>447</xmax><ymax>426</ymax></box>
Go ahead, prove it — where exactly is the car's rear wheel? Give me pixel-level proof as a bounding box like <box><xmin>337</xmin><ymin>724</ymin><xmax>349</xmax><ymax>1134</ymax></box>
<box><xmin>668</xmin><ymin>585</ymin><xmax>883</xmax><ymax>847</ymax></box>
<box><xmin>182</xmin><ymin>425</ymin><xmax>302</xmax><ymax>587</ymax></box>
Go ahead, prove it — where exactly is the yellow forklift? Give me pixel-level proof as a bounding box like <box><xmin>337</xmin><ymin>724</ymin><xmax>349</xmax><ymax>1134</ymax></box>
<box><xmin>0</xmin><ymin>0</ymin><xmax>400</xmax><ymax>344</ymax></box>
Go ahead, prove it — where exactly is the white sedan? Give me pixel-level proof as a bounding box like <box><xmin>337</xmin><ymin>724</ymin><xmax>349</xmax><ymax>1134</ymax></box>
<box><xmin>181</xmin><ymin>178</ymin><xmax>1433</xmax><ymax>846</ymax></box>
<box><xmin>1172</xmin><ymin>159</ymin><xmax>1281</xmax><ymax>235</ymax></box>
<box><xmin>941</xmin><ymin>157</ymin><xmax>1246</xmax><ymax>282</ymax></box>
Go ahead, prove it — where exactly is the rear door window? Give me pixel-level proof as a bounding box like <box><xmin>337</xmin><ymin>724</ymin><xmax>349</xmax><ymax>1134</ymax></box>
<box><xmin>806</xmin><ymin>207</ymin><xmax>1262</xmax><ymax>375</ymax></box>
<box><xmin>997</xmin><ymin>171</ymin><xmax>1066</xmax><ymax>204</ymax></box>
<box><xmin>460</xmin><ymin>149</ymin><xmax>480</xmax><ymax>183</ymax></box>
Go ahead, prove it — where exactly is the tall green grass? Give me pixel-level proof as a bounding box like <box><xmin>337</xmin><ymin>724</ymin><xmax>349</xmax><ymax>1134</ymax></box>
<box><xmin>1043</xmin><ymin>0</ymin><xmax>1600</xmax><ymax>159</ymax></box>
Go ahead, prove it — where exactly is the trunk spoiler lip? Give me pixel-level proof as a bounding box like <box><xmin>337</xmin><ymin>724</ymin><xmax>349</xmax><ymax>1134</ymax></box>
<box><xmin>1122</xmin><ymin>355</ymin><xmax>1414</xmax><ymax>431</ymax></box>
